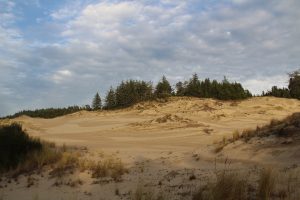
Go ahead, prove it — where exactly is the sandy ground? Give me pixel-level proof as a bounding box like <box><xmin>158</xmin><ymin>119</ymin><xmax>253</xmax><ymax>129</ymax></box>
<box><xmin>1</xmin><ymin>97</ymin><xmax>300</xmax><ymax>200</ymax></box>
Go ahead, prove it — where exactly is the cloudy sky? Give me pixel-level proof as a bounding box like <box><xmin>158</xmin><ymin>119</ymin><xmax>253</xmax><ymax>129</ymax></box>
<box><xmin>0</xmin><ymin>0</ymin><xmax>299</xmax><ymax>116</ymax></box>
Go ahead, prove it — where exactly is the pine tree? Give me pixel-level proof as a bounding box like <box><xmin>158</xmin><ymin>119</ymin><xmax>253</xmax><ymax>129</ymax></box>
<box><xmin>175</xmin><ymin>81</ymin><xmax>185</xmax><ymax>96</ymax></box>
<box><xmin>105</xmin><ymin>87</ymin><xmax>116</xmax><ymax>109</ymax></box>
<box><xmin>155</xmin><ymin>75</ymin><xmax>172</xmax><ymax>98</ymax></box>
<box><xmin>92</xmin><ymin>92</ymin><xmax>102</xmax><ymax>110</ymax></box>
<box><xmin>288</xmin><ymin>70</ymin><xmax>300</xmax><ymax>99</ymax></box>
<box><xmin>185</xmin><ymin>73</ymin><xmax>201</xmax><ymax>97</ymax></box>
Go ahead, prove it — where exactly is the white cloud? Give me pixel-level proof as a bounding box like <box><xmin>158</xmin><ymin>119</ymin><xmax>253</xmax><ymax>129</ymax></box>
<box><xmin>0</xmin><ymin>0</ymin><xmax>300</xmax><ymax>116</ymax></box>
<box><xmin>52</xmin><ymin>70</ymin><xmax>73</xmax><ymax>83</ymax></box>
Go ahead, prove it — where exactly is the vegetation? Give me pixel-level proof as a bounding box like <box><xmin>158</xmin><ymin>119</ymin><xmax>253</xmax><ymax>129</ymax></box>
<box><xmin>103</xmin><ymin>74</ymin><xmax>251</xmax><ymax>109</ymax></box>
<box><xmin>104</xmin><ymin>87</ymin><xmax>117</xmax><ymax>109</ymax></box>
<box><xmin>0</xmin><ymin>123</ymin><xmax>42</xmax><ymax>171</ymax></box>
<box><xmin>263</xmin><ymin>86</ymin><xmax>291</xmax><ymax>98</ymax></box>
<box><xmin>0</xmin><ymin>123</ymin><xmax>62</xmax><ymax>175</ymax></box>
<box><xmin>92</xmin><ymin>92</ymin><xmax>102</xmax><ymax>110</ymax></box>
<box><xmin>105</xmin><ymin>80</ymin><xmax>153</xmax><ymax>109</ymax></box>
<box><xmin>175</xmin><ymin>74</ymin><xmax>252</xmax><ymax>100</ymax></box>
<box><xmin>2</xmin><ymin>73</ymin><xmax>251</xmax><ymax>119</ymax></box>
<box><xmin>154</xmin><ymin>76</ymin><xmax>172</xmax><ymax>98</ymax></box>
<box><xmin>262</xmin><ymin>69</ymin><xmax>300</xmax><ymax>99</ymax></box>
<box><xmin>2</xmin><ymin>106</ymin><xmax>85</xmax><ymax>119</ymax></box>
<box><xmin>215</xmin><ymin>112</ymin><xmax>300</xmax><ymax>152</ymax></box>
<box><xmin>288</xmin><ymin>70</ymin><xmax>300</xmax><ymax>99</ymax></box>
<box><xmin>0</xmin><ymin>123</ymin><xmax>128</xmax><ymax>181</ymax></box>
<box><xmin>193</xmin><ymin>168</ymin><xmax>278</xmax><ymax>200</ymax></box>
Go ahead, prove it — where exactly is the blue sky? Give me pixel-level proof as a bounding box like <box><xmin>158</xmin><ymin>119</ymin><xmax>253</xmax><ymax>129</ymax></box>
<box><xmin>0</xmin><ymin>0</ymin><xmax>300</xmax><ymax>116</ymax></box>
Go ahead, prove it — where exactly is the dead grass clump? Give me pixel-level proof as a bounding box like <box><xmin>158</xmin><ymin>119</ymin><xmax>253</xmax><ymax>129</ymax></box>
<box><xmin>132</xmin><ymin>184</ymin><xmax>166</xmax><ymax>200</ymax></box>
<box><xmin>9</xmin><ymin>142</ymin><xmax>62</xmax><ymax>177</ymax></box>
<box><xmin>155</xmin><ymin>114</ymin><xmax>191</xmax><ymax>124</ymax></box>
<box><xmin>232</xmin><ymin>130</ymin><xmax>240</xmax><ymax>142</ymax></box>
<box><xmin>229</xmin><ymin>101</ymin><xmax>240</xmax><ymax>107</ymax></box>
<box><xmin>155</xmin><ymin>114</ymin><xmax>173</xmax><ymax>123</ymax></box>
<box><xmin>90</xmin><ymin>157</ymin><xmax>127</xmax><ymax>181</ymax></box>
<box><xmin>222</xmin><ymin>112</ymin><xmax>300</xmax><ymax>148</ymax></box>
<box><xmin>214</xmin><ymin>136</ymin><xmax>228</xmax><ymax>153</ymax></box>
<box><xmin>203</xmin><ymin>128</ymin><xmax>213</xmax><ymax>134</ymax></box>
<box><xmin>49</xmin><ymin>152</ymin><xmax>80</xmax><ymax>177</ymax></box>
<box><xmin>257</xmin><ymin>168</ymin><xmax>276</xmax><ymax>200</ymax></box>
<box><xmin>214</xmin><ymin>145</ymin><xmax>225</xmax><ymax>153</ymax></box>
<box><xmin>193</xmin><ymin>171</ymin><xmax>249</xmax><ymax>200</ymax></box>
<box><xmin>201</xmin><ymin>103</ymin><xmax>216</xmax><ymax>112</ymax></box>
<box><xmin>240</xmin><ymin>128</ymin><xmax>254</xmax><ymax>141</ymax></box>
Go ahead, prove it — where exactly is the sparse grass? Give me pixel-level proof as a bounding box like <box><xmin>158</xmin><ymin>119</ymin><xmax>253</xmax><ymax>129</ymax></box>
<box><xmin>132</xmin><ymin>184</ymin><xmax>165</xmax><ymax>200</ymax></box>
<box><xmin>257</xmin><ymin>168</ymin><xmax>276</xmax><ymax>200</ymax></box>
<box><xmin>0</xmin><ymin>123</ymin><xmax>42</xmax><ymax>172</ymax></box>
<box><xmin>203</xmin><ymin>128</ymin><xmax>213</xmax><ymax>134</ymax></box>
<box><xmin>0</xmin><ymin>123</ymin><xmax>127</xmax><ymax>182</ymax></box>
<box><xmin>232</xmin><ymin>130</ymin><xmax>240</xmax><ymax>142</ymax></box>
<box><xmin>49</xmin><ymin>151</ymin><xmax>80</xmax><ymax>177</ymax></box>
<box><xmin>193</xmin><ymin>170</ymin><xmax>249</xmax><ymax>200</ymax></box>
<box><xmin>193</xmin><ymin>167</ymin><xmax>300</xmax><ymax>200</ymax></box>
<box><xmin>89</xmin><ymin>157</ymin><xmax>128</xmax><ymax>181</ymax></box>
<box><xmin>216</xmin><ymin>112</ymin><xmax>300</xmax><ymax>152</ymax></box>
<box><xmin>0</xmin><ymin>123</ymin><xmax>63</xmax><ymax>177</ymax></box>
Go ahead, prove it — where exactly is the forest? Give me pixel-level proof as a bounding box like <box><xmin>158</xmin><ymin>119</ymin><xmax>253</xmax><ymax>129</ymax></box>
<box><xmin>3</xmin><ymin>71</ymin><xmax>300</xmax><ymax>119</ymax></box>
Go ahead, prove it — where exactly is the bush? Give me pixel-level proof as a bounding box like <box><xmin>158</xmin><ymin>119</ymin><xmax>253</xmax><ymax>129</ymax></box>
<box><xmin>0</xmin><ymin>123</ymin><xmax>42</xmax><ymax>171</ymax></box>
<box><xmin>193</xmin><ymin>170</ymin><xmax>248</xmax><ymax>200</ymax></box>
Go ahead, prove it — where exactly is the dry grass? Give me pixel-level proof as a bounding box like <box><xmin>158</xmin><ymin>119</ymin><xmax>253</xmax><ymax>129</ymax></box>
<box><xmin>216</xmin><ymin>112</ymin><xmax>300</xmax><ymax>152</ymax></box>
<box><xmin>232</xmin><ymin>130</ymin><xmax>240</xmax><ymax>142</ymax></box>
<box><xmin>49</xmin><ymin>151</ymin><xmax>80</xmax><ymax>177</ymax></box>
<box><xmin>89</xmin><ymin>157</ymin><xmax>128</xmax><ymax>181</ymax></box>
<box><xmin>131</xmin><ymin>184</ymin><xmax>165</xmax><ymax>200</ymax></box>
<box><xmin>193</xmin><ymin>170</ymin><xmax>249</xmax><ymax>200</ymax></box>
<box><xmin>8</xmin><ymin>142</ymin><xmax>62</xmax><ymax>177</ymax></box>
<box><xmin>257</xmin><ymin>168</ymin><xmax>276</xmax><ymax>200</ymax></box>
<box><xmin>193</xmin><ymin>167</ymin><xmax>300</xmax><ymax>200</ymax></box>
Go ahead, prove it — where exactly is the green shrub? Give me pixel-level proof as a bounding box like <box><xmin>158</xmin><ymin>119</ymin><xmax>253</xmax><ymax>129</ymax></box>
<box><xmin>0</xmin><ymin>123</ymin><xmax>42</xmax><ymax>171</ymax></box>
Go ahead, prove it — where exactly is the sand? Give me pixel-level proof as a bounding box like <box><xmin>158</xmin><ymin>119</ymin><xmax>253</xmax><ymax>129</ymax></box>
<box><xmin>1</xmin><ymin>97</ymin><xmax>300</xmax><ymax>199</ymax></box>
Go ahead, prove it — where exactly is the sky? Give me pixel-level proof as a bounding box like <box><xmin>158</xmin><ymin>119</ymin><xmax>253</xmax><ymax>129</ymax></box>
<box><xmin>0</xmin><ymin>0</ymin><xmax>300</xmax><ymax>116</ymax></box>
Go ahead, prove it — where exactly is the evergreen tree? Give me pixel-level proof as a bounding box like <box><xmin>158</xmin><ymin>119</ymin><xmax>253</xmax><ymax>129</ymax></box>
<box><xmin>105</xmin><ymin>87</ymin><xmax>116</xmax><ymax>109</ymax></box>
<box><xmin>92</xmin><ymin>92</ymin><xmax>102</xmax><ymax>110</ymax></box>
<box><xmin>185</xmin><ymin>73</ymin><xmax>202</xmax><ymax>97</ymax></box>
<box><xmin>288</xmin><ymin>70</ymin><xmax>300</xmax><ymax>99</ymax></box>
<box><xmin>263</xmin><ymin>86</ymin><xmax>291</xmax><ymax>98</ymax></box>
<box><xmin>155</xmin><ymin>76</ymin><xmax>172</xmax><ymax>98</ymax></box>
<box><xmin>175</xmin><ymin>81</ymin><xmax>185</xmax><ymax>96</ymax></box>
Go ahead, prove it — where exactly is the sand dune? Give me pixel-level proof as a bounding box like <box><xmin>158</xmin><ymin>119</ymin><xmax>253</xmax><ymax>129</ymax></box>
<box><xmin>1</xmin><ymin>97</ymin><xmax>300</xmax><ymax>199</ymax></box>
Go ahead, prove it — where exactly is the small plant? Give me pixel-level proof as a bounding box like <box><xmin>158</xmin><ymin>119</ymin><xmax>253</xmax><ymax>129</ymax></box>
<box><xmin>232</xmin><ymin>130</ymin><xmax>240</xmax><ymax>142</ymax></box>
<box><xmin>89</xmin><ymin>157</ymin><xmax>127</xmax><ymax>181</ymax></box>
<box><xmin>257</xmin><ymin>168</ymin><xmax>276</xmax><ymax>200</ymax></box>
<box><xmin>193</xmin><ymin>170</ymin><xmax>248</xmax><ymax>200</ymax></box>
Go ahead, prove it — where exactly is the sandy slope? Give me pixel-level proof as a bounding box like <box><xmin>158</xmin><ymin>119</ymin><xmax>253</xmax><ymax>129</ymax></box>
<box><xmin>1</xmin><ymin>97</ymin><xmax>300</xmax><ymax>200</ymax></box>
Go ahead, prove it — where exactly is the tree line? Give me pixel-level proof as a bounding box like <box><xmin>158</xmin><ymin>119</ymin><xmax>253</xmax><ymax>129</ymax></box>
<box><xmin>262</xmin><ymin>70</ymin><xmax>300</xmax><ymax>99</ymax></box>
<box><xmin>93</xmin><ymin>73</ymin><xmax>252</xmax><ymax>110</ymax></box>
<box><xmin>2</xmin><ymin>106</ymin><xmax>87</xmax><ymax>119</ymax></box>
<box><xmin>3</xmin><ymin>70</ymin><xmax>300</xmax><ymax>119</ymax></box>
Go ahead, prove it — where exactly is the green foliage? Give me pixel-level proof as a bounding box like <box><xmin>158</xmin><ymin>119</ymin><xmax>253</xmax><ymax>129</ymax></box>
<box><xmin>104</xmin><ymin>87</ymin><xmax>117</xmax><ymax>109</ymax></box>
<box><xmin>262</xmin><ymin>70</ymin><xmax>300</xmax><ymax>99</ymax></box>
<box><xmin>288</xmin><ymin>70</ymin><xmax>300</xmax><ymax>99</ymax></box>
<box><xmin>3</xmin><ymin>106</ymin><xmax>85</xmax><ymax>119</ymax></box>
<box><xmin>114</xmin><ymin>80</ymin><xmax>153</xmax><ymax>108</ymax></box>
<box><xmin>154</xmin><ymin>76</ymin><xmax>172</xmax><ymax>98</ymax></box>
<box><xmin>175</xmin><ymin>81</ymin><xmax>185</xmax><ymax>96</ymax></box>
<box><xmin>263</xmin><ymin>86</ymin><xmax>291</xmax><ymax>98</ymax></box>
<box><xmin>92</xmin><ymin>92</ymin><xmax>102</xmax><ymax>110</ymax></box>
<box><xmin>176</xmin><ymin>74</ymin><xmax>251</xmax><ymax>100</ymax></box>
<box><xmin>0</xmin><ymin>123</ymin><xmax>42</xmax><ymax>171</ymax></box>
